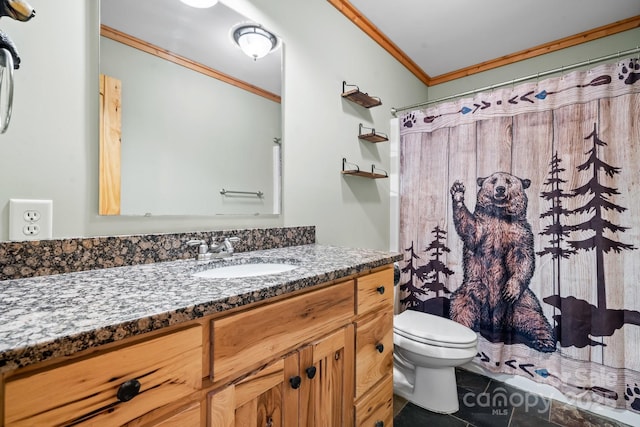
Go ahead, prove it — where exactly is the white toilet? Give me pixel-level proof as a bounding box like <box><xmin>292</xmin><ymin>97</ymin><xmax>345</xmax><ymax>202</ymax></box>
<box><xmin>393</xmin><ymin>309</ymin><xmax>478</xmax><ymax>414</ymax></box>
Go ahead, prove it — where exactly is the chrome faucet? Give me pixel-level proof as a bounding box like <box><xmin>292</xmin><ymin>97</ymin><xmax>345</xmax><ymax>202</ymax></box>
<box><xmin>186</xmin><ymin>239</ymin><xmax>212</xmax><ymax>261</ymax></box>
<box><xmin>210</xmin><ymin>236</ymin><xmax>240</xmax><ymax>257</ymax></box>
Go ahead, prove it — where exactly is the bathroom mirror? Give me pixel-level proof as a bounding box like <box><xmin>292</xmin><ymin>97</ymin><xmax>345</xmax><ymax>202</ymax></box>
<box><xmin>99</xmin><ymin>0</ymin><xmax>282</xmax><ymax>216</ymax></box>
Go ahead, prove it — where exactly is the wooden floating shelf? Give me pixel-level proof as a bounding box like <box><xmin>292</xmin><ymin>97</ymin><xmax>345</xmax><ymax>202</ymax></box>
<box><xmin>358</xmin><ymin>123</ymin><xmax>388</xmax><ymax>143</ymax></box>
<box><xmin>341</xmin><ymin>158</ymin><xmax>388</xmax><ymax>179</ymax></box>
<box><xmin>341</xmin><ymin>81</ymin><xmax>382</xmax><ymax>108</ymax></box>
<box><xmin>358</xmin><ymin>132</ymin><xmax>388</xmax><ymax>143</ymax></box>
<box><xmin>342</xmin><ymin>90</ymin><xmax>382</xmax><ymax>108</ymax></box>
<box><xmin>341</xmin><ymin>170</ymin><xmax>388</xmax><ymax>179</ymax></box>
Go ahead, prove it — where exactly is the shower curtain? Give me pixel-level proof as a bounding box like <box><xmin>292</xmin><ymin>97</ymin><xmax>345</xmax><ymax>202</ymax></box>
<box><xmin>398</xmin><ymin>58</ymin><xmax>640</xmax><ymax>413</ymax></box>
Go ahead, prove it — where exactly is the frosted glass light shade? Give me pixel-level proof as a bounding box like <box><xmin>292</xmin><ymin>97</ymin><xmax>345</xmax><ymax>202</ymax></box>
<box><xmin>233</xmin><ymin>26</ymin><xmax>277</xmax><ymax>60</ymax></box>
<box><xmin>180</xmin><ymin>0</ymin><xmax>218</xmax><ymax>8</ymax></box>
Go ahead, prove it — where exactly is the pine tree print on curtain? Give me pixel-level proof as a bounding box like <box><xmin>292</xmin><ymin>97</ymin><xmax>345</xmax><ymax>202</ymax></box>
<box><xmin>543</xmin><ymin>123</ymin><xmax>639</xmax><ymax>349</ymax></box>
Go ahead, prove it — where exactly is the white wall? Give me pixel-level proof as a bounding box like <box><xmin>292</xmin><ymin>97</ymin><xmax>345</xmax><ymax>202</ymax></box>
<box><xmin>2</xmin><ymin>0</ymin><xmax>635</xmax><ymax>250</ymax></box>
<box><xmin>0</xmin><ymin>0</ymin><xmax>428</xmax><ymax>248</ymax></box>
<box><xmin>240</xmin><ymin>0</ymin><xmax>430</xmax><ymax>250</ymax></box>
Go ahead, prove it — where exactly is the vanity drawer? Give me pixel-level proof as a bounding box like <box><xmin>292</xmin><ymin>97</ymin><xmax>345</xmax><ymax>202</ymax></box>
<box><xmin>211</xmin><ymin>280</ymin><xmax>355</xmax><ymax>382</ymax></box>
<box><xmin>356</xmin><ymin>267</ymin><xmax>394</xmax><ymax>316</ymax></box>
<box><xmin>355</xmin><ymin>310</ymin><xmax>393</xmax><ymax>399</ymax></box>
<box><xmin>355</xmin><ymin>374</ymin><xmax>393</xmax><ymax>427</ymax></box>
<box><xmin>4</xmin><ymin>326</ymin><xmax>202</xmax><ymax>427</ymax></box>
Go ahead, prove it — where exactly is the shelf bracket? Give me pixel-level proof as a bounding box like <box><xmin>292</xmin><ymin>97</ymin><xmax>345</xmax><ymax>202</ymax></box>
<box><xmin>342</xmin><ymin>157</ymin><xmax>360</xmax><ymax>173</ymax></box>
<box><xmin>370</xmin><ymin>164</ymin><xmax>388</xmax><ymax>177</ymax></box>
<box><xmin>343</xmin><ymin>81</ymin><xmax>359</xmax><ymax>93</ymax></box>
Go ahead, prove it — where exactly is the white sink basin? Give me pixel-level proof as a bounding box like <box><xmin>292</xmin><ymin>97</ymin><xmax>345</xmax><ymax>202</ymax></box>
<box><xmin>192</xmin><ymin>262</ymin><xmax>299</xmax><ymax>279</ymax></box>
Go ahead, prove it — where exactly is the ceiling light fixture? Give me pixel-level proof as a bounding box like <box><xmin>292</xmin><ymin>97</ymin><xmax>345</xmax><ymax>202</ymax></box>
<box><xmin>179</xmin><ymin>0</ymin><xmax>218</xmax><ymax>8</ymax></box>
<box><xmin>233</xmin><ymin>25</ymin><xmax>277</xmax><ymax>60</ymax></box>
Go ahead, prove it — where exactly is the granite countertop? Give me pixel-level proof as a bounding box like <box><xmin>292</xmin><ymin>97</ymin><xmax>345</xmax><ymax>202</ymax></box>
<box><xmin>0</xmin><ymin>244</ymin><xmax>401</xmax><ymax>374</ymax></box>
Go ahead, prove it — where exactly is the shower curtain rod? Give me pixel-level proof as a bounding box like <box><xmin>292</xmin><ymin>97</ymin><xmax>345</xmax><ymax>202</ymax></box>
<box><xmin>390</xmin><ymin>46</ymin><xmax>640</xmax><ymax>116</ymax></box>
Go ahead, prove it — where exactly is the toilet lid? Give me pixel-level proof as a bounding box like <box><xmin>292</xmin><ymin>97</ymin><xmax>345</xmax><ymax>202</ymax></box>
<box><xmin>394</xmin><ymin>310</ymin><xmax>477</xmax><ymax>348</ymax></box>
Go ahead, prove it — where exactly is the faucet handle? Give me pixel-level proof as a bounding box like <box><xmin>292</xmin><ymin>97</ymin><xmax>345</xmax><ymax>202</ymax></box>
<box><xmin>187</xmin><ymin>239</ymin><xmax>208</xmax><ymax>254</ymax></box>
<box><xmin>214</xmin><ymin>236</ymin><xmax>240</xmax><ymax>244</ymax></box>
<box><xmin>213</xmin><ymin>236</ymin><xmax>240</xmax><ymax>255</ymax></box>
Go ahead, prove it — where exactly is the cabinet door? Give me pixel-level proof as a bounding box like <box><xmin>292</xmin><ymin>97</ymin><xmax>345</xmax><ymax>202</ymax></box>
<box><xmin>150</xmin><ymin>401</ymin><xmax>201</xmax><ymax>427</ymax></box>
<box><xmin>354</xmin><ymin>375</ymin><xmax>393</xmax><ymax>427</ymax></box>
<box><xmin>355</xmin><ymin>311</ymin><xmax>393</xmax><ymax>399</ymax></box>
<box><xmin>299</xmin><ymin>325</ymin><xmax>355</xmax><ymax>427</ymax></box>
<box><xmin>4</xmin><ymin>326</ymin><xmax>202</xmax><ymax>427</ymax></box>
<box><xmin>356</xmin><ymin>267</ymin><xmax>394</xmax><ymax>316</ymax></box>
<box><xmin>209</xmin><ymin>353</ymin><xmax>299</xmax><ymax>427</ymax></box>
<box><xmin>212</xmin><ymin>280</ymin><xmax>354</xmax><ymax>383</ymax></box>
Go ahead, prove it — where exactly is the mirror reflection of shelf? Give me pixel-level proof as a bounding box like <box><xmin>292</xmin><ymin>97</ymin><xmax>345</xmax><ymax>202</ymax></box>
<box><xmin>341</xmin><ymin>81</ymin><xmax>382</xmax><ymax>108</ymax></box>
<box><xmin>358</xmin><ymin>123</ymin><xmax>388</xmax><ymax>143</ymax></box>
<box><xmin>341</xmin><ymin>158</ymin><xmax>388</xmax><ymax>179</ymax></box>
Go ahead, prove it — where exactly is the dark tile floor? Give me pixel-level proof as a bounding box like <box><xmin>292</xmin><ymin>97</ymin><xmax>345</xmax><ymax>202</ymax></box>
<box><xmin>393</xmin><ymin>368</ymin><xmax>631</xmax><ymax>427</ymax></box>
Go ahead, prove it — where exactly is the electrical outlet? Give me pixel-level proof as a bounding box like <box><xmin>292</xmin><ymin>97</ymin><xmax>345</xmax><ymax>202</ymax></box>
<box><xmin>23</xmin><ymin>224</ymin><xmax>40</xmax><ymax>235</ymax></box>
<box><xmin>24</xmin><ymin>210</ymin><xmax>41</xmax><ymax>222</ymax></box>
<box><xmin>9</xmin><ymin>199</ymin><xmax>53</xmax><ymax>241</ymax></box>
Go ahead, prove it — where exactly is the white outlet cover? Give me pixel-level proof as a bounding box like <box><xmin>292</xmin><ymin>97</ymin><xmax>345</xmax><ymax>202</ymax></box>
<box><xmin>9</xmin><ymin>199</ymin><xmax>53</xmax><ymax>241</ymax></box>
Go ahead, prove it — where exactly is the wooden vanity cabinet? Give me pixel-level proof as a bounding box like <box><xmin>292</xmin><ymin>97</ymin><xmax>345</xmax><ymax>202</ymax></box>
<box><xmin>209</xmin><ymin>279</ymin><xmax>356</xmax><ymax>426</ymax></box>
<box><xmin>1</xmin><ymin>265</ymin><xmax>395</xmax><ymax>427</ymax></box>
<box><xmin>209</xmin><ymin>325</ymin><xmax>354</xmax><ymax>427</ymax></box>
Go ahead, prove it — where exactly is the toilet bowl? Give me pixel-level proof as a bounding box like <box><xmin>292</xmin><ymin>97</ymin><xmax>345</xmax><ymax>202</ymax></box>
<box><xmin>393</xmin><ymin>309</ymin><xmax>478</xmax><ymax>414</ymax></box>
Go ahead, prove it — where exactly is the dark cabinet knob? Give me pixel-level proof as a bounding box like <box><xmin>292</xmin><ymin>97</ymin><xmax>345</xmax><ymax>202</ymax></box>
<box><xmin>375</xmin><ymin>343</ymin><xmax>384</xmax><ymax>353</ymax></box>
<box><xmin>116</xmin><ymin>379</ymin><xmax>141</xmax><ymax>402</ymax></box>
<box><xmin>289</xmin><ymin>375</ymin><xmax>302</xmax><ymax>389</ymax></box>
<box><xmin>305</xmin><ymin>366</ymin><xmax>317</xmax><ymax>379</ymax></box>
<box><xmin>376</xmin><ymin>286</ymin><xmax>385</xmax><ymax>294</ymax></box>
<box><xmin>374</xmin><ymin>421</ymin><xmax>384</xmax><ymax>427</ymax></box>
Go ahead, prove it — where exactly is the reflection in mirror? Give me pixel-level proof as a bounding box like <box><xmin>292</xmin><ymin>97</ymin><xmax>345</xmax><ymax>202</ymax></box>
<box><xmin>99</xmin><ymin>0</ymin><xmax>282</xmax><ymax>216</ymax></box>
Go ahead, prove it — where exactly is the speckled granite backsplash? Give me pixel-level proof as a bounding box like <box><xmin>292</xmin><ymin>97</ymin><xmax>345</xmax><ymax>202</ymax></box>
<box><xmin>0</xmin><ymin>226</ymin><xmax>315</xmax><ymax>281</ymax></box>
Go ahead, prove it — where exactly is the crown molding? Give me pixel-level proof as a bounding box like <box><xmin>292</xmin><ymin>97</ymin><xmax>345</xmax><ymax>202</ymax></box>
<box><xmin>100</xmin><ymin>25</ymin><xmax>281</xmax><ymax>103</ymax></box>
<box><xmin>328</xmin><ymin>0</ymin><xmax>640</xmax><ymax>87</ymax></box>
